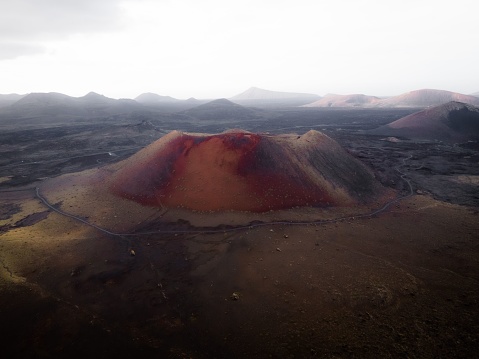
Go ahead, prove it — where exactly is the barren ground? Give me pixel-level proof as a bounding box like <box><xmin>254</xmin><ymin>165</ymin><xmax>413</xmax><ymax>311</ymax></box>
<box><xmin>1</xmin><ymin>108</ymin><xmax>478</xmax><ymax>358</ymax></box>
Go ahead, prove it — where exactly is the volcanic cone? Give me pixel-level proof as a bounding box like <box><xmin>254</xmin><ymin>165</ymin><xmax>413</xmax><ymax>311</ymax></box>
<box><xmin>107</xmin><ymin>130</ymin><xmax>384</xmax><ymax>212</ymax></box>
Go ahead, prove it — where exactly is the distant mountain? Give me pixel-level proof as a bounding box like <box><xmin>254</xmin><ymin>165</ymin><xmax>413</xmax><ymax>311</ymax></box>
<box><xmin>303</xmin><ymin>89</ymin><xmax>479</xmax><ymax>109</ymax></box>
<box><xmin>230</xmin><ymin>87</ymin><xmax>320</xmax><ymax>107</ymax></box>
<box><xmin>370</xmin><ymin>101</ymin><xmax>479</xmax><ymax>142</ymax></box>
<box><xmin>12</xmin><ymin>92</ymin><xmax>78</xmax><ymax>109</ymax></box>
<box><xmin>78</xmin><ymin>92</ymin><xmax>139</xmax><ymax>108</ymax></box>
<box><xmin>12</xmin><ymin>92</ymin><xmax>140</xmax><ymax>108</ymax></box>
<box><xmin>471</xmin><ymin>91</ymin><xmax>479</xmax><ymax>97</ymax></box>
<box><xmin>79</xmin><ymin>91</ymin><xmax>116</xmax><ymax>105</ymax></box>
<box><xmin>2</xmin><ymin>92</ymin><xmax>143</xmax><ymax>123</ymax></box>
<box><xmin>0</xmin><ymin>93</ymin><xmax>26</xmax><ymax>108</ymax></box>
<box><xmin>133</xmin><ymin>93</ymin><xmax>211</xmax><ymax>112</ymax></box>
<box><xmin>376</xmin><ymin>89</ymin><xmax>479</xmax><ymax>108</ymax></box>
<box><xmin>304</xmin><ymin>93</ymin><xmax>380</xmax><ymax>107</ymax></box>
<box><xmin>135</xmin><ymin>92</ymin><xmax>179</xmax><ymax>104</ymax></box>
<box><xmin>182</xmin><ymin>98</ymin><xmax>266</xmax><ymax>121</ymax></box>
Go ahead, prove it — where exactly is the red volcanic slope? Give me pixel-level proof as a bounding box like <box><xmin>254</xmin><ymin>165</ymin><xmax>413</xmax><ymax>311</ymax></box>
<box><xmin>107</xmin><ymin>130</ymin><xmax>383</xmax><ymax>212</ymax></box>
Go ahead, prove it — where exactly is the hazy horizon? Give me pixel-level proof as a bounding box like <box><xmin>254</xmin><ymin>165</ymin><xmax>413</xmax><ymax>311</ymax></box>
<box><xmin>2</xmin><ymin>86</ymin><xmax>479</xmax><ymax>102</ymax></box>
<box><xmin>1</xmin><ymin>0</ymin><xmax>478</xmax><ymax>99</ymax></box>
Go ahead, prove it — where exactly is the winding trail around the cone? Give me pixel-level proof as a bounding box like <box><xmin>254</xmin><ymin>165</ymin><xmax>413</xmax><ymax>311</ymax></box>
<box><xmin>35</xmin><ymin>187</ymin><xmax>121</xmax><ymax>236</ymax></box>
<box><xmin>33</xmin><ymin>155</ymin><xmax>414</xmax><ymax>237</ymax></box>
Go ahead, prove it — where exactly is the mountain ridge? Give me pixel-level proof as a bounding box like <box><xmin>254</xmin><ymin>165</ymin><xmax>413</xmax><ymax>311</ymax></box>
<box><xmin>375</xmin><ymin>89</ymin><xmax>479</xmax><ymax>108</ymax></box>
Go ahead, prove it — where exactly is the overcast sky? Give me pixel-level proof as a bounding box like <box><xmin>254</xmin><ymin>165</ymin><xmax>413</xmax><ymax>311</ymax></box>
<box><xmin>1</xmin><ymin>0</ymin><xmax>478</xmax><ymax>99</ymax></box>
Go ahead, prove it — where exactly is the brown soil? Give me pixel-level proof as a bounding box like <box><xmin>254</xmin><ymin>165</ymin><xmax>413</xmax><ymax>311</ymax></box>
<box><xmin>1</xmin><ymin>191</ymin><xmax>478</xmax><ymax>358</ymax></box>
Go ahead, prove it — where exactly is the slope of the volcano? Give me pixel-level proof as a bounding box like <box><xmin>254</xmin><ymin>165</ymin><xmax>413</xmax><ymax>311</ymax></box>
<box><xmin>370</xmin><ymin>101</ymin><xmax>479</xmax><ymax>142</ymax></box>
<box><xmin>107</xmin><ymin>130</ymin><xmax>386</xmax><ymax>212</ymax></box>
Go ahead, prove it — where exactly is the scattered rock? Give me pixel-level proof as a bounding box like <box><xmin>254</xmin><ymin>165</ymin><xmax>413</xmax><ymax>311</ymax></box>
<box><xmin>231</xmin><ymin>292</ymin><xmax>240</xmax><ymax>301</ymax></box>
<box><xmin>130</xmin><ymin>249</ymin><xmax>136</xmax><ymax>256</ymax></box>
<box><xmin>70</xmin><ymin>267</ymin><xmax>82</xmax><ymax>277</ymax></box>
<box><xmin>276</xmin><ymin>248</ymin><xmax>282</xmax><ymax>252</ymax></box>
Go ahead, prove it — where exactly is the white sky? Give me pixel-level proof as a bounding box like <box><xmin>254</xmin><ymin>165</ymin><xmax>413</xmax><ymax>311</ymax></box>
<box><xmin>1</xmin><ymin>0</ymin><xmax>478</xmax><ymax>99</ymax></box>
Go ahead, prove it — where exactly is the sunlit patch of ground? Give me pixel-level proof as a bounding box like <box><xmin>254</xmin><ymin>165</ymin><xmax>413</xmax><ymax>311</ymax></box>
<box><xmin>0</xmin><ymin>176</ymin><xmax>12</xmax><ymax>184</ymax></box>
<box><xmin>451</xmin><ymin>174</ymin><xmax>479</xmax><ymax>186</ymax></box>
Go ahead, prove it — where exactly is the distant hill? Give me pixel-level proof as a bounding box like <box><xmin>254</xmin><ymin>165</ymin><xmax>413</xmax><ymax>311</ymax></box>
<box><xmin>12</xmin><ymin>91</ymin><xmax>129</xmax><ymax>108</ymax></box>
<box><xmin>230</xmin><ymin>87</ymin><xmax>320</xmax><ymax>107</ymax></box>
<box><xmin>79</xmin><ymin>91</ymin><xmax>116</xmax><ymax>105</ymax></box>
<box><xmin>0</xmin><ymin>93</ymin><xmax>26</xmax><ymax>108</ymax></box>
<box><xmin>304</xmin><ymin>94</ymin><xmax>380</xmax><ymax>107</ymax></box>
<box><xmin>79</xmin><ymin>92</ymin><xmax>139</xmax><ymax>108</ymax></box>
<box><xmin>134</xmin><ymin>93</ymin><xmax>211</xmax><ymax>112</ymax></box>
<box><xmin>2</xmin><ymin>92</ymin><xmax>143</xmax><ymax>123</ymax></box>
<box><xmin>135</xmin><ymin>92</ymin><xmax>179</xmax><ymax>104</ymax></box>
<box><xmin>376</xmin><ymin>89</ymin><xmax>479</xmax><ymax>108</ymax></box>
<box><xmin>181</xmin><ymin>98</ymin><xmax>266</xmax><ymax>121</ymax></box>
<box><xmin>302</xmin><ymin>89</ymin><xmax>479</xmax><ymax>108</ymax></box>
<box><xmin>12</xmin><ymin>92</ymin><xmax>76</xmax><ymax>108</ymax></box>
<box><xmin>370</xmin><ymin>101</ymin><xmax>479</xmax><ymax>142</ymax></box>
<box><xmin>471</xmin><ymin>91</ymin><xmax>479</xmax><ymax>97</ymax></box>
<box><xmin>185</xmin><ymin>97</ymin><xmax>202</xmax><ymax>103</ymax></box>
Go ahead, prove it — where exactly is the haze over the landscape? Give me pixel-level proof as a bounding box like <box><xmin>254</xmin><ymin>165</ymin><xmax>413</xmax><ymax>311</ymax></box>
<box><xmin>1</xmin><ymin>0</ymin><xmax>478</xmax><ymax>99</ymax></box>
